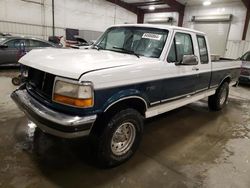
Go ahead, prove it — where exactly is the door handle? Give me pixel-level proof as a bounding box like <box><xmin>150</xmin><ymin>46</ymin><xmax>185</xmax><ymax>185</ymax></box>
<box><xmin>192</xmin><ymin>67</ymin><xmax>199</xmax><ymax>71</ymax></box>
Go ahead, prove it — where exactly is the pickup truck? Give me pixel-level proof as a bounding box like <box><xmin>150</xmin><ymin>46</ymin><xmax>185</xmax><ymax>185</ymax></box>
<box><xmin>11</xmin><ymin>24</ymin><xmax>241</xmax><ymax>167</ymax></box>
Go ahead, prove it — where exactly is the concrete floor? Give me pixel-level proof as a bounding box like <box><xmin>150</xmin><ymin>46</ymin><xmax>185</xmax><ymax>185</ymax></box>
<box><xmin>0</xmin><ymin>70</ymin><xmax>250</xmax><ymax>188</ymax></box>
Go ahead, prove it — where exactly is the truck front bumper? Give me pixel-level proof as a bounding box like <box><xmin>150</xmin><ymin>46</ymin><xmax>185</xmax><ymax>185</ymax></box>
<box><xmin>11</xmin><ymin>88</ymin><xmax>97</xmax><ymax>138</ymax></box>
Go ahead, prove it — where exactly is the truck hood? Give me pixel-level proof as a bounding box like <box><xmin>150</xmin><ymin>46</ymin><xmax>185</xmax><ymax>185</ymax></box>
<box><xmin>20</xmin><ymin>48</ymin><xmax>139</xmax><ymax>79</ymax></box>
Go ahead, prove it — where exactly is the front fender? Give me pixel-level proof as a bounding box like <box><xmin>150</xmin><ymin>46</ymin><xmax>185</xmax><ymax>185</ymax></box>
<box><xmin>101</xmin><ymin>89</ymin><xmax>149</xmax><ymax>112</ymax></box>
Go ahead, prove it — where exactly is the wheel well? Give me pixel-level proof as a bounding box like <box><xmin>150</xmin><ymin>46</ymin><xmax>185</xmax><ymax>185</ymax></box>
<box><xmin>91</xmin><ymin>98</ymin><xmax>147</xmax><ymax>136</ymax></box>
<box><xmin>223</xmin><ymin>77</ymin><xmax>231</xmax><ymax>83</ymax></box>
<box><xmin>104</xmin><ymin>98</ymin><xmax>147</xmax><ymax>117</ymax></box>
<box><xmin>220</xmin><ymin>76</ymin><xmax>231</xmax><ymax>87</ymax></box>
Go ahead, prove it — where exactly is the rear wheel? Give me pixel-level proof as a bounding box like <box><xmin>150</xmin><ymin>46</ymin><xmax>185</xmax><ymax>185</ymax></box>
<box><xmin>90</xmin><ymin>108</ymin><xmax>144</xmax><ymax>168</ymax></box>
<box><xmin>208</xmin><ymin>82</ymin><xmax>229</xmax><ymax>111</ymax></box>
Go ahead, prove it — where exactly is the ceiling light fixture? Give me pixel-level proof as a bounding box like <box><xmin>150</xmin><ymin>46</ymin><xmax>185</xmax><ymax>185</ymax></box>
<box><xmin>203</xmin><ymin>1</ymin><xmax>211</xmax><ymax>6</ymax></box>
<box><xmin>149</xmin><ymin>6</ymin><xmax>155</xmax><ymax>11</ymax></box>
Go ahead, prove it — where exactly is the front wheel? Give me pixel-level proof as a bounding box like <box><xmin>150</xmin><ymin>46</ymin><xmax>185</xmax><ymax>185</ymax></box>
<box><xmin>90</xmin><ymin>108</ymin><xmax>144</xmax><ymax>168</ymax></box>
<box><xmin>208</xmin><ymin>82</ymin><xmax>229</xmax><ymax>111</ymax></box>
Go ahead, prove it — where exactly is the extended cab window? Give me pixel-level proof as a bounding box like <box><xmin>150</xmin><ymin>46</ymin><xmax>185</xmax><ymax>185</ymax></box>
<box><xmin>197</xmin><ymin>35</ymin><xmax>209</xmax><ymax>64</ymax></box>
<box><xmin>167</xmin><ymin>32</ymin><xmax>194</xmax><ymax>63</ymax></box>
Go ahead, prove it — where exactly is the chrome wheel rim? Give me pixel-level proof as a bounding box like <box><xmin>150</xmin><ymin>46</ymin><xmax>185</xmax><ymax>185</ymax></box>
<box><xmin>111</xmin><ymin>122</ymin><xmax>136</xmax><ymax>156</ymax></box>
<box><xmin>220</xmin><ymin>88</ymin><xmax>227</xmax><ymax>105</ymax></box>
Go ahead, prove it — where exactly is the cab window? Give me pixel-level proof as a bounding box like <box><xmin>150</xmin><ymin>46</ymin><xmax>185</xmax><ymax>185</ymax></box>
<box><xmin>197</xmin><ymin>35</ymin><xmax>209</xmax><ymax>64</ymax></box>
<box><xmin>241</xmin><ymin>52</ymin><xmax>250</xmax><ymax>61</ymax></box>
<box><xmin>167</xmin><ymin>32</ymin><xmax>194</xmax><ymax>63</ymax></box>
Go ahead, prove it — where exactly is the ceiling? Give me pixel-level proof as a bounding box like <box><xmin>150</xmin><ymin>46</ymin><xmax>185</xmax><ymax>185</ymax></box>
<box><xmin>110</xmin><ymin>0</ymin><xmax>245</xmax><ymax>25</ymax></box>
<box><xmin>177</xmin><ymin>0</ymin><xmax>241</xmax><ymax>6</ymax></box>
<box><xmin>121</xmin><ymin>0</ymin><xmax>241</xmax><ymax>10</ymax></box>
<box><xmin>122</xmin><ymin>0</ymin><xmax>170</xmax><ymax>10</ymax></box>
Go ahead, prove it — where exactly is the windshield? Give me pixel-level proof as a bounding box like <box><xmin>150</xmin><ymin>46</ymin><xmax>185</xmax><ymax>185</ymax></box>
<box><xmin>95</xmin><ymin>26</ymin><xmax>168</xmax><ymax>58</ymax></box>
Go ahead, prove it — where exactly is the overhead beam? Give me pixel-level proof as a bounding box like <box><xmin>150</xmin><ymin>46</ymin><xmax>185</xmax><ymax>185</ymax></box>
<box><xmin>242</xmin><ymin>0</ymin><xmax>250</xmax><ymax>8</ymax></box>
<box><xmin>242</xmin><ymin>0</ymin><xmax>250</xmax><ymax>40</ymax></box>
<box><xmin>242</xmin><ymin>8</ymin><xmax>250</xmax><ymax>40</ymax></box>
<box><xmin>137</xmin><ymin>10</ymin><xmax>144</xmax><ymax>23</ymax></box>
<box><xmin>106</xmin><ymin>0</ymin><xmax>144</xmax><ymax>23</ymax></box>
<box><xmin>130</xmin><ymin>1</ymin><xmax>165</xmax><ymax>7</ymax></box>
<box><xmin>158</xmin><ymin>0</ymin><xmax>185</xmax><ymax>26</ymax></box>
<box><xmin>161</xmin><ymin>0</ymin><xmax>185</xmax><ymax>11</ymax></box>
<box><xmin>106</xmin><ymin>0</ymin><xmax>138</xmax><ymax>14</ymax></box>
<box><xmin>143</xmin><ymin>7</ymin><xmax>179</xmax><ymax>14</ymax></box>
<box><xmin>178</xmin><ymin>8</ymin><xmax>185</xmax><ymax>27</ymax></box>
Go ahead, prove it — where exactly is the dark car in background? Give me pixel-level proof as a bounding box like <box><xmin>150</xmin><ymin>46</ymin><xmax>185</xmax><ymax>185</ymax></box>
<box><xmin>0</xmin><ymin>36</ymin><xmax>58</xmax><ymax>67</ymax></box>
<box><xmin>239</xmin><ymin>51</ymin><xmax>250</xmax><ymax>84</ymax></box>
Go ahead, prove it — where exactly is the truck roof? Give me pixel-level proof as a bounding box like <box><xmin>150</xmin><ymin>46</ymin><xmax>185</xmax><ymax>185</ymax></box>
<box><xmin>110</xmin><ymin>24</ymin><xmax>205</xmax><ymax>35</ymax></box>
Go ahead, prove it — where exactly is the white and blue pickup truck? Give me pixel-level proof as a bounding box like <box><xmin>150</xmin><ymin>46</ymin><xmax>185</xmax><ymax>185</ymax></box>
<box><xmin>12</xmin><ymin>24</ymin><xmax>241</xmax><ymax>167</ymax></box>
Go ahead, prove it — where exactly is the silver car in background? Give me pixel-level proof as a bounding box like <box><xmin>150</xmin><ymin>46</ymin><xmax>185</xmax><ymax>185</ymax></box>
<box><xmin>239</xmin><ymin>51</ymin><xmax>250</xmax><ymax>84</ymax></box>
<box><xmin>0</xmin><ymin>36</ymin><xmax>58</xmax><ymax>67</ymax></box>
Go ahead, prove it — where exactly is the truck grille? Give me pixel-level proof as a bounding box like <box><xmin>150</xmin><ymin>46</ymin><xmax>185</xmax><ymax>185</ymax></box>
<box><xmin>27</xmin><ymin>67</ymin><xmax>55</xmax><ymax>100</ymax></box>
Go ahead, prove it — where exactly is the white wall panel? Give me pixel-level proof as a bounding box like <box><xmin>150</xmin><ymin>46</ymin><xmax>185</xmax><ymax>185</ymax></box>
<box><xmin>183</xmin><ymin>1</ymin><xmax>246</xmax><ymax>41</ymax></box>
<box><xmin>0</xmin><ymin>20</ymin><xmax>64</xmax><ymax>40</ymax></box>
<box><xmin>0</xmin><ymin>0</ymin><xmax>137</xmax><ymax>39</ymax></box>
<box><xmin>225</xmin><ymin>40</ymin><xmax>250</xmax><ymax>59</ymax></box>
<box><xmin>182</xmin><ymin>1</ymin><xmax>250</xmax><ymax>58</ymax></box>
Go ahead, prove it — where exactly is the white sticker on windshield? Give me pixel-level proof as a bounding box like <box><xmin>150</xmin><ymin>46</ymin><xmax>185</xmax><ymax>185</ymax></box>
<box><xmin>142</xmin><ymin>33</ymin><xmax>162</xmax><ymax>41</ymax></box>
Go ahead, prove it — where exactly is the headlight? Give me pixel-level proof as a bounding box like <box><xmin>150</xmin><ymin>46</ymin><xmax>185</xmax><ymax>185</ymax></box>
<box><xmin>53</xmin><ymin>79</ymin><xmax>94</xmax><ymax>108</ymax></box>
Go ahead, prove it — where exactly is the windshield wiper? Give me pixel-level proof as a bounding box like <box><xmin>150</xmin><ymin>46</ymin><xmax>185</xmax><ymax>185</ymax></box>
<box><xmin>92</xmin><ymin>44</ymin><xmax>103</xmax><ymax>51</ymax></box>
<box><xmin>112</xmin><ymin>46</ymin><xmax>140</xmax><ymax>58</ymax></box>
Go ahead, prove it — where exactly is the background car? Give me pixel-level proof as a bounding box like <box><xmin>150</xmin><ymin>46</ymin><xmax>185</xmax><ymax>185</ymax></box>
<box><xmin>67</xmin><ymin>36</ymin><xmax>91</xmax><ymax>49</ymax></box>
<box><xmin>0</xmin><ymin>36</ymin><xmax>58</xmax><ymax>67</ymax></box>
<box><xmin>239</xmin><ymin>51</ymin><xmax>250</xmax><ymax>84</ymax></box>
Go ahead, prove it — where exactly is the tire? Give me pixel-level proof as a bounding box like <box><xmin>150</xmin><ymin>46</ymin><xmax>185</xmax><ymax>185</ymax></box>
<box><xmin>12</xmin><ymin>77</ymin><xmax>21</xmax><ymax>86</ymax></box>
<box><xmin>90</xmin><ymin>108</ymin><xmax>144</xmax><ymax>168</ymax></box>
<box><xmin>208</xmin><ymin>82</ymin><xmax>229</xmax><ymax>111</ymax></box>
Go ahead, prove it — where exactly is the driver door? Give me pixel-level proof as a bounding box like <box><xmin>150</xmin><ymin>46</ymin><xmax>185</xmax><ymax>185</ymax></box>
<box><xmin>162</xmin><ymin>31</ymin><xmax>199</xmax><ymax>101</ymax></box>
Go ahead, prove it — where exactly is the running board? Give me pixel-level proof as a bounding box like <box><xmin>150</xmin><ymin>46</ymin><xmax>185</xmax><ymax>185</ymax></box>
<box><xmin>145</xmin><ymin>89</ymin><xmax>216</xmax><ymax>118</ymax></box>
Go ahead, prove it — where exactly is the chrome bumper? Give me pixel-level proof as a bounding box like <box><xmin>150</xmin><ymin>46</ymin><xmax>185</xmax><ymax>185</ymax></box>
<box><xmin>11</xmin><ymin>88</ymin><xmax>97</xmax><ymax>138</ymax></box>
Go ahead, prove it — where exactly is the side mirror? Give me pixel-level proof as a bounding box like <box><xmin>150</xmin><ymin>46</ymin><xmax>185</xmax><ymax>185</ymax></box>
<box><xmin>175</xmin><ymin>55</ymin><xmax>198</xmax><ymax>66</ymax></box>
<box><xmin>0</xmin><ymin>44</ymin><xmax>8</xmax><ymax>49</ymax></box>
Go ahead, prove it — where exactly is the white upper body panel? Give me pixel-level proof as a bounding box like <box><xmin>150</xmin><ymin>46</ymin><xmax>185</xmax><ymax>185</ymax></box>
<box><xmin>19</xmin><ymin>24</ymin><xmax>240</xmax><ymax>89</ymax></box>
<box><xmin>242</xmin><ymin>61</ymin><xmax>250</xmax><ymax>69</ymax></box>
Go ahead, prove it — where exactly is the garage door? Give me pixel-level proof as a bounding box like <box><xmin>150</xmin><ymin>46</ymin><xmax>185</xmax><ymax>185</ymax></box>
<box><xmin>194</xmin><ymin>22</ymin><xmax>230</xmax><ymax>57</ymax></box>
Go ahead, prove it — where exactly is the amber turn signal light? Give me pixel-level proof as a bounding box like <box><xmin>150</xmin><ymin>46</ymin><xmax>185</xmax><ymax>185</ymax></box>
<box><xmin>53</xmin><ymin>94</ymin><xmax>93</xmax><ymax>108</ymax></box>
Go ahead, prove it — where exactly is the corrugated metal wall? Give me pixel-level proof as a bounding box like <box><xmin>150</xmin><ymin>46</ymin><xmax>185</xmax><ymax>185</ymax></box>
<box><xmin>225</xmin><ymin>40</ymin><xmax>250</xmax><ymax>59</ymax></box>
<box><xmin>0</xmin><ymin>20</ymin><xmax>65</xmax><ymax>40</ymax></box>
